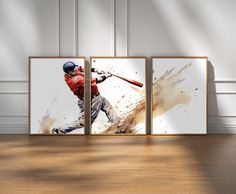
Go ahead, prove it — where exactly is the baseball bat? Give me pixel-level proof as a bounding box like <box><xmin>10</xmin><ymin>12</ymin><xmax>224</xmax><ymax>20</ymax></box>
<box><xmin>111</xmin><ymin>73</ymin><xmax>143</xmax><ymax>87</ymax></box>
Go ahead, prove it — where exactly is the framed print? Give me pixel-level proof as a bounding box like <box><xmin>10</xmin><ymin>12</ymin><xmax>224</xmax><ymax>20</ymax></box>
<box><xmin>152</xmin><ymin>57</ymin><xmax>207</xmax><ymax>134</ymax></box>
<box><xmin>29</xmin><ymin>57</ymin><xmax>85</xmax><ymax>135</ymax></box>
<box><xmin>90</xmin><ymin>57</ymin><xmax>146</xmax><ymax>134</ymax></box>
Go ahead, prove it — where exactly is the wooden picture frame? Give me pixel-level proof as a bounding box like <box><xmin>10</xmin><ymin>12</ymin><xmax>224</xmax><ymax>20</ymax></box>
<box><xmin>29</xmin><ymin>56</ymin><xmax>86</xmax><ymax>135</ymax></box>
<box><xmin>151</xmin><ymin>56</ymin><xmax>208</xmax><ymax>135</ymax></box>
<box><xmin>89</xmin><ymin>57</ymin><xmax>147</xmax><ymax>135</ymax></box>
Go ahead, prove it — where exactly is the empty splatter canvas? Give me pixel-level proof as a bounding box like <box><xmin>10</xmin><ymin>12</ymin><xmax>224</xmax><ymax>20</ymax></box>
<box><xmin>152</xmin><ymin>57</ymin><xmax>207</xmax><ymax>134</ymax></box>
<box><xmin>29</xmin><ymin>57</ymin><xmax>85</xmax><ymax>134</ymax></box>
<box><xmin>90</xmin><ymin>57</ymin><xmax>146</xmax><ymax>134</ymax></box>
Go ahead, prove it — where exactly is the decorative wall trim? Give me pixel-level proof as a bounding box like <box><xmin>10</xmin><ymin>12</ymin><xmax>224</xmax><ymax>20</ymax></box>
<box><xmin>111</xmin><ymin>0</ymin><xmax>115</xmax><ymax>56</ymax></box>
<box><xmin>0</xmin><ymin>80</ymin><xmax>28</xmax><ymax>82</ymax></box>
<box><xmin>0</xmin><ymin>124</ymin><xmax>28</xmax><ymax>127</ymax></box>
<box><xmin>0</xmin><ymin>115</ymin><xmax>28</xmax><ymax>117</ymax></box>
<box><xmin>0</xmin><ymin>92</ymin><xmax>28</xmax><ymax>95</ymax></box>
<box><xmin>114</xmin><ymin>0</ymin><xmax>117</xmax><ymax>56</ymax></box>
<box><xmin>0</xmin><ymin>125</ymin><xmax>28</xmax><ymax>134</ymax></box>
<box><xmin>115</xmin><ymin>0</ymin><xmax>128</xmax><ymax>56</ymax></box>
<box><xmin>1</xmin><ymin>1</ymin><xmax>236</xmax><ymax>134</ymax></box>
<box><xmin>208</xmin><ymin>126</ymin><xmax>236</xmax><ymax>134</ymax></box>
<box><xmin>208</xmin><ymin>115</ymin><xmax>236</xmax><ymax>118</ymax></box>
<box><xmin>57</xmin><ymin>0</ymin><xmax>60</xmax><ymax>56</ymax></box>
<box><xmin>75</xmin><ymin>0</ymin><xmax>78</xmax><ymax>56</ymax></box>
<box><xmin>0</xmin><ymin>116</ymin><xmax>28</xmax><ymax>134</ymax></box>
<box><xmin>0</xmin><ymin>81</ymin><xmax>28</xmax><ymax>94</ymax></box>
<box><xmin>59</xmin><ymin>0</ymin><xmax>77</xmax><ymax>56</ymax></box>
<box><xmin>209</xmin><ymin>92</ymin><xmax>236</xmax><ymax>95</ymax></box>
<box><xmin>213</xmin><ymin>81</ymin><xmax>236</xmax><ymax>83</ymax></box>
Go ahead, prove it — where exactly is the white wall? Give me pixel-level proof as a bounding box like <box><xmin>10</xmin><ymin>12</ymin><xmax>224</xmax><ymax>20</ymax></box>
<box><xmin>0</xmin><ymin>0</ymin><xmax>59</xmax><ymax>133</ymax></box>
<box><xmin>0</xmin><ymin>0</ymin><xmax>236</xmax><ymax>133</ymax></box>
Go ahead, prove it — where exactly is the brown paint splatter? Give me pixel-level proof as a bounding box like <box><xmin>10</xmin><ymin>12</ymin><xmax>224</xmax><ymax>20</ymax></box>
<box><xmin>39</xmin><ymin>97</ymin><xmax>58</xmax><ymax>134</ymax></box>
<box><xmin>102</xmin><ymin>96</ymin><xmax>146</xmax><ymax>134</ymax></box>
<box><xmin>152</xmin><ymin>64</ymin><xmax>191</xmax><ymax>117</ymax></box>
<box><xmin>102</xmin><ymin>64</ymin><xmax>192</xmax><ymax>134</ymax></box>
<box><xmin>39</xmin><ymin>114</ymin><xmax>55</xmax><ymax>134</ymax></box>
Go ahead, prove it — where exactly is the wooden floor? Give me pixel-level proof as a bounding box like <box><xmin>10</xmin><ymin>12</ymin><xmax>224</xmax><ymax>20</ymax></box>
<box><xmin>0</xmin><ymin>135</ymin><xmax>236</xmax><ymax>194</ymax></box>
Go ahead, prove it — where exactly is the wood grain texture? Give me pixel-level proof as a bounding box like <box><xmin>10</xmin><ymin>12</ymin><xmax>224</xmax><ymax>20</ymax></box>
<box><xmin>0</xmin><ymin>135</ymin><xmax>236</xmax><ymax>194</ymax></box>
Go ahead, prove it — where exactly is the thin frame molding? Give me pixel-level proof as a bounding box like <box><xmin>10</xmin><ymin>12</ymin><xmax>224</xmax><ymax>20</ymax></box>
<box><xmin>151</xmin><ymin>56</ymin><xmax>208</xmax><ymax>135</ymax></box>
<box><xmin>28</xmin><ymin>56</ymin><xmax>86</xmax><ymax>136</ymax></box>
<box><xmin>89</xmin><ymin>56</ymin><xmax>147</xmax><ymax>135</ymax></box>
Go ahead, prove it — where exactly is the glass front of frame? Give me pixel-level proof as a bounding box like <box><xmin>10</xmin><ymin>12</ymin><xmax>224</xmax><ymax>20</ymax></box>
<box><xmin>91</xmin><ymin>58</ymin><xmax>146</xmax><ymax>134</ymax></box>
<box><xmin>29</xmin><ymin>57</ymin><xmax>85</xmax><ymax>134</ymax></box>
<box><xmin>152</xmin><ymin>57</ymin><xmax>207</xmax><ymax>134</ymax></box>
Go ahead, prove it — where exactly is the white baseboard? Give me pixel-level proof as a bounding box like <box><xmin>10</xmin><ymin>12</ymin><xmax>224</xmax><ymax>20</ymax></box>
<box><xmin>0</xmin><ymin>125</ymin><xmax>28</xmax><ymax>134</ymax></box>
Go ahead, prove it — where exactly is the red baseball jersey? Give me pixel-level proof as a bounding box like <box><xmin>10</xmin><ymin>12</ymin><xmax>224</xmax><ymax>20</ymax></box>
<box><xmin>64</xmin><ymin>68</ymin><xmax>99</xmax><ymax>99</ymax></box>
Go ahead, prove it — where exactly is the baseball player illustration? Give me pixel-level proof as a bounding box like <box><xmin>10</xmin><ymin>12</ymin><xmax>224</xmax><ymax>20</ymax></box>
<box><xmin>52</xmin><ymin>61</ymin><xmax>117</xmax><ymax>134</ymax></box>
<box><xmin>91</xmin><ymin>58</ymin><xmax>145</xmax><ymax>134</ymax></box>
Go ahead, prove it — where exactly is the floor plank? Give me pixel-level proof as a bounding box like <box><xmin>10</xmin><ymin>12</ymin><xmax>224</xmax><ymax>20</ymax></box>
<box><xmin>0</xmin><ymin>135</ymin><xmax>236</xmax><ymax>194</ymax></box>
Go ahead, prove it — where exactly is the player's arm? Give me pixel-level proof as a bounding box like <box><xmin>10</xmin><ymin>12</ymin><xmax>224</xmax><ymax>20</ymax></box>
<box><xmin>91</xmin><ymin>68</ymin><xmax>105</xmax><ymax>75</ymax></box>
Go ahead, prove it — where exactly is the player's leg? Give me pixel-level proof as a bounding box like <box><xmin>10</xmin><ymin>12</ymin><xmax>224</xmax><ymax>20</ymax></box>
<box><xmin>100</xmin><ymin>95</ymin><xmax>118</xmax><ymax>122</ymax></box>
<box><xmin>52</xmin><ymin>99</ymin><xmax>85</xmax><ymax>134</ymax></box>
<box><xmin>63</xmin><ymin>99</ymin><xmax>85</xmax><ymax>133</ymax></box>
<box><xmin>52</xmin><ymin>116</ymin><xmax>84</xmax><ymax>134</ymax></box>
<box><xmin>91</xmin><ymin>95</ymin><xmax>103</xmax><ymax>124</ymax></box>
<box><xmin>100</xmin><ymin>96</ymin><xmax>123</xmax><ymax>134</ymax></box>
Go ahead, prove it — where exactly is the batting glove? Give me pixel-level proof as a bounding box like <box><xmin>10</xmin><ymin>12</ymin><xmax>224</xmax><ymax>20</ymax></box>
<box><xmin>96</xmin><ymin>69</ymin><xmax>105</xmax><ymax>75</ymax></box>
<box><xmin>105</xmin><ymin>72</ymin><xmax>112</xmax><ymax>78</ymax></box>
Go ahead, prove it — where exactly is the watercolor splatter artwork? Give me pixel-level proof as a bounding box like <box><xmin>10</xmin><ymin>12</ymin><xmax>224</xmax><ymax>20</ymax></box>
<box><xmin>30</xmin><ymin>58</ymin><xmax>85</xmax><ymax>134</ymax></box>
<box><xmin>90</xmin><ymin>58</ymin><xmax>146</xmax><ymax>134</ymax></box>
<box><xmin>152</xmin><ymin>57</ymin><xmax>207</xmax><ymax>134</ymax></box>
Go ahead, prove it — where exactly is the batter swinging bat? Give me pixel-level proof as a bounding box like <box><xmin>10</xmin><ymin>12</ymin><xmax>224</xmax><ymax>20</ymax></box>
<box><xmin>111</xmin><ymin>73</ymin><xmax>143</xmax><ymax>88</ymax></box>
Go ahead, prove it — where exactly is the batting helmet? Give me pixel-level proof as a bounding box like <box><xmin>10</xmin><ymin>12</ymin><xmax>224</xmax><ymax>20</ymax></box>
<box><xmin>63</xmin><ymin>61</ymin><xmax>77</xmax><ymax>73</ymax></box>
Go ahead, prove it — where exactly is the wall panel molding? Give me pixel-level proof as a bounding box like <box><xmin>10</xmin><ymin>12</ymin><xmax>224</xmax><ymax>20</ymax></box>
<box><xmin>0</xmin><ymin>116</ymin><xmax>28</xmax><ymax>118</ymax></box>
<box><xmin>0</xmin><ymin>0</ymin><xmax>60</xmax><ymax>134</ymax></box>
<box><xmin>59</xmin><ymin>0</ymin><xmax>77</xmax><ymax>56</ymax></box>
<box><xmin>0</xmin><ymin>126</ymin><xmax>28</xmax><ymax>134</ymax></box>
<box><xmin>0</xmin><ymin>81</ymin><xmax>28</xmax><ymax>93</ymax></box>
<box><xmin>1</xmin><ymin>0</ymin><xmax>236</xmax><ymax>134</ymax></box>
<box><xmin>111</xmin><ymin>0</ymin><xmax>115</xmax><ymax>56</ymax></box>
<box><xmin>115</xmin><ymin>0</ymin><xmax>128</xmax><ymax>56</ymax></box>
<box><xmin>75</xmin><ymin>0</ymin><xmax>79</xmax><ymax>56</ymax></box>
<box><xmin>208</xmin><ymin>115</ymin><xmax>236</xmax><ymax>133</ymax></box>
<box><xmin>0</xmin><ymin>116</ymin><xmax>28</xmax><ymax>134</ymax></box>
<box><xmin>0</xmin><ymin>92</ymin><xmax>28</xmax><ymax>94</ymax></box>
<box><xmin>77</xmin><ymin>0</ymin><xmax>115</xmax><ymax>56</ymax></box>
